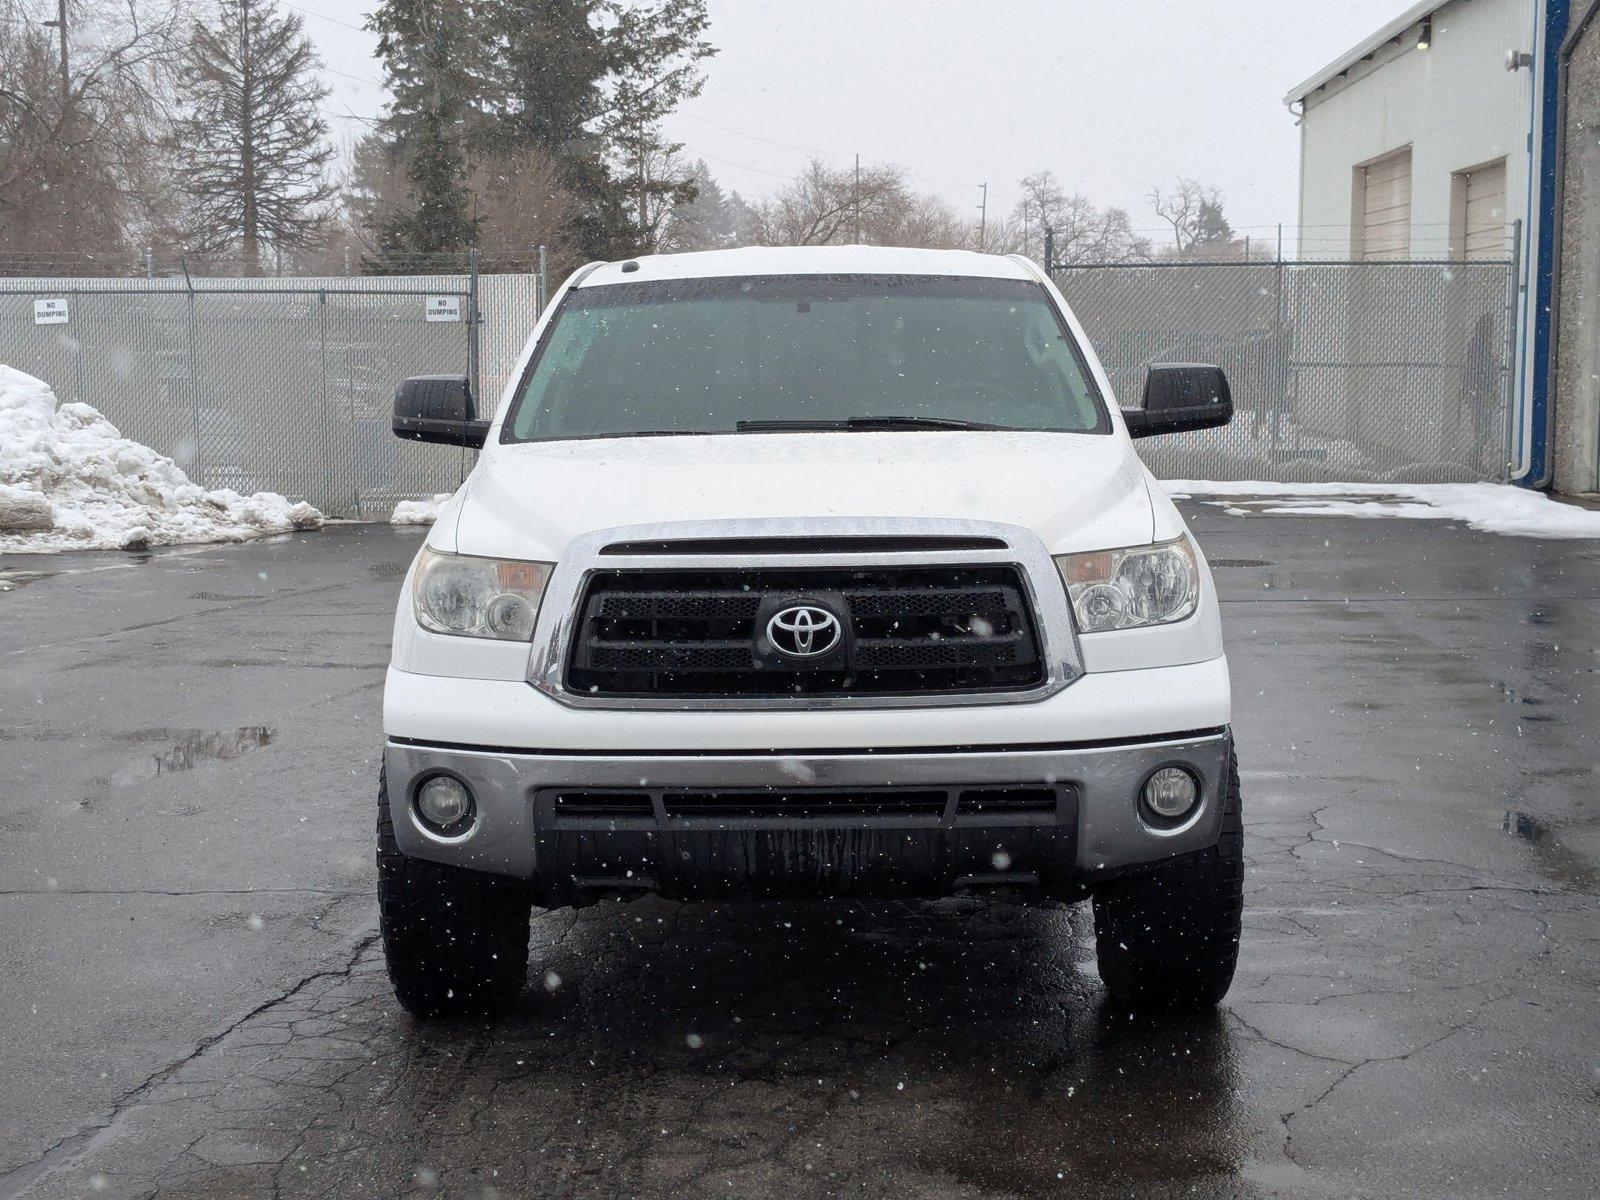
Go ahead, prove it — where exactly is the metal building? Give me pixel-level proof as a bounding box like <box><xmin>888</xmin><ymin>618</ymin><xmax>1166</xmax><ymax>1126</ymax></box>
<box><xmin>1551</xmin><ymin>0</ymin><xmax>1600</xmax><ymax>495</ymax></box>
<box><xmin>1287</xmin><ymin>0</ymin><xmax>1579</xmax><ymax>487</ymax></box>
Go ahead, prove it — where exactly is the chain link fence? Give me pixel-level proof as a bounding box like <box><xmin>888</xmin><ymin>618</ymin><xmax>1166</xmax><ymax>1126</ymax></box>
<box><xmin>1054</xmin><ymin>260</ymin><xmax>1518</xmax><ymax>483</ymax></box>
<box><xmin>0</xmin><ymin>271</ymin><xmax>543</xmax><ymax>517</ymax></box>
<box><xmin>2</xmin><ymin>258</ymin><xmax>1518</xmax><ymax>524</ymax></box>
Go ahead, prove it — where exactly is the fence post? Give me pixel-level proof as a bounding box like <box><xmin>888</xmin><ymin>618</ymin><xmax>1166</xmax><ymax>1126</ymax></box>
<box><xmin>467</xmin><ymin>247</ymin><xmax>482</xmax><ymax>415</ymax></box>
<box><xmin>537</xmin><ymin>244</ymin><xmax>548</xmax><ymax>312</ymax></box>
<box><xmin>1503</xmin><ymin>218</ymin><xmax>1523</xmax><ymax>480</ymax></box>
<box><xmin>1043</xmin><ymin>228</ymin><xmax>1055</xmax><ymax>275</ymax></box>
<box><xmin>1272</xmin><ymin>236</ymin><xmax>1287</xmax><ymax>452</ymax></box>
<box><xmin>466</xmin><ymin>249</ymin><xmax>482</xmax><ymax>488</ymax></box>
<box><xmin>317</xmin><ymin>290</ymin><xmax>337</xmax><ymax>515</ymax></box>
<box><xmin>181</xmin><ymin>259</ymin><xmax>202</xmax><ymax>485</ymax></box>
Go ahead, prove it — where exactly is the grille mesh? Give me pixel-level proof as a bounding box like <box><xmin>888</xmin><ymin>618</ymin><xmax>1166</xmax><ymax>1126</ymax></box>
<box><xmin>567</xmin><ymin>564</ymin><xmax>1044</xmax><ymax>698</ymax></box>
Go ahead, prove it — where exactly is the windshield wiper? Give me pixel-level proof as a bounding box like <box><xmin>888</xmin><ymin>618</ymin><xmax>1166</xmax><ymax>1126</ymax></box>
<box><xmin>735</xmin><ymin>415</ymin><xmax>1005</xmax><ymax>432</ymax></box>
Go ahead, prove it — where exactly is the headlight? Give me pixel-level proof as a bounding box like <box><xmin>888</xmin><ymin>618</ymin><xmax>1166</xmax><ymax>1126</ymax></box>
<box><xmin>1054</xmin><ymin>536</ymin><xmax>1199</xmax><ymax>633</ymax></box>
<box><xmin>411</xmin><ymin>547</ymin><xmax>552</xmax><ymax>641</ymax></box>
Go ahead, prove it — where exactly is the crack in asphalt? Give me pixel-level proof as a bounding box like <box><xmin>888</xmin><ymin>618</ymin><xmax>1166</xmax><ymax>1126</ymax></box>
<box><xmin>0</xmin><ymin>929</ymin><xmax>380</xmax><ymax>1199</ymax></box>
<box><xmin>1274</xmin><ymin>992</ymin><xmax>1515</xmax><ymax>1172</ymax></box>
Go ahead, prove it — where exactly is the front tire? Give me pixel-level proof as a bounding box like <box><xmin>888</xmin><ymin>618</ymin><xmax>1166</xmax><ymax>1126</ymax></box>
<box><xmin>377</xmin><ymin>771</ymin><xmax>532</xmax><ymax>1018</ymax></box>
<box><xmin>1091</xmin><ymin>750</ymin><xmax>1243</xmax><ymax>1008</ymax></box>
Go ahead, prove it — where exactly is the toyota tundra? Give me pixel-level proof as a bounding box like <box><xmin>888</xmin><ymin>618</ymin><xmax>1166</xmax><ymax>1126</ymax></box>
<box><xmin>381</xmin><ymin>246</ymin><xmax>1241</xmax><ymax>1017</ymax></box>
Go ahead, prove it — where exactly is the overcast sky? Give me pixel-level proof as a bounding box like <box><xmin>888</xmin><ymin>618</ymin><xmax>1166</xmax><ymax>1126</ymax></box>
<box><xmin>297</xmin><ymin>0</ymin><xmax>1407</xmax><ymax>252</ymax></box>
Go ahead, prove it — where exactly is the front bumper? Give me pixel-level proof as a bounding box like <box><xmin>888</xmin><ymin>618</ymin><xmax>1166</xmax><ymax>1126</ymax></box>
<box><xmin>383</xmin><ymin>728</ymin><xmax>1233</xmax><ymax>902</ymax></box>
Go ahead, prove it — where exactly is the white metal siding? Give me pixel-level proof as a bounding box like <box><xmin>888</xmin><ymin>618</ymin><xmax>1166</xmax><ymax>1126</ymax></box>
<box><xmin>1359</xmin><ymin>148</ymin><xmax>1414</xmax><ymax>259</ymax></box>
<box><xmin>1296</xmin><ymin>0</ymin><xmax>1533</xmax><ymax>260</ymax></box>
<box><xmin>1462</xmin><ymin>159</ymin><xmax>1507</xmax><ymax>258</ymax></box>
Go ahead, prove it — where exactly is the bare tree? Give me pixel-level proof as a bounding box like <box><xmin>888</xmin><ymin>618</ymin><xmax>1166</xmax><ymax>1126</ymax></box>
<box><xmin>171</xmin><ymin>0</ymin><xmax>336</xmax><ymax>273</ymax></box>
<box><xmin>744</xmin><ymin>158</ymin><xmax>918</xmax><ymax>246</ymax></box>
<box><xmin>469</xmin><ymin>144</ymin><xmax>577</xmax><ymax>274</ymax></box>
<box><xmin>626</xmin><ymin>142</ymin><xmax>695</xmax><ymax>252</ymax></box>
<box><xmin>1004</xmin><ymin>171</ymin><xmax>1148</xmax><ymax>265</ymax></box>
<box><xmin>1146</xmin><ymin>176</ymin><xmax>1224</xmax><ymax>255</ymax></box>
<box><xmin>879</xmin><ymin>191</ymin><xmax>980</xmax><ymax>251</ymax></box>
<box><xmin>0</xmin><ymin>0</ymin><xmax>183</xmax><ymax>270</ymax></box>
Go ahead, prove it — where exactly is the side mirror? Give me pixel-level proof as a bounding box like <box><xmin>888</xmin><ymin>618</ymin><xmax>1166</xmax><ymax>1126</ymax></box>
<box><xmin>392</xmin><ymin>375</ymin><xmax>489</xmax><ymax>448</ymax></box>
<box><xmin>1121</xmin><ymin>363</ymin><xmax>1232</xmax><ymax>439</ymax></box>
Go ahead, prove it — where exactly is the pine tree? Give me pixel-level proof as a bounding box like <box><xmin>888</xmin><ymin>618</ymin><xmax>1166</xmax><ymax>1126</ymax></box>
<box><xmin>478</xmin><ymin>0</ymin><xmax>625</xmax><ymax>259</ymax></box>
<box><xmin>475</xmin><ymin>0</ymin><xmax>713</xmax><ymax>258</ymax></box>
<box><xmin>662</xmin><ymin>159</ymin><xmax>748</xmax><ymax>250</ymax></box>
<box><xmin>367</xmin><ymin>0</ymin><xmax>483</xmax><ymax>261</ymax></box>
<box><xmin>482</xmin><ymin>0</ymin><xmax>609</xmax><ymax>153</ymax></box>
<box><xmin>359</xmin><ymin>0</ymin><xmax>716</xmax><ymax>262</ymax></box>
<box><xmin>602</xmin><ymin>0</ymin><xmax>714</xmax><ymax>252</ymax></box>
<box><xmin>1193</xmin><ymin>197</ymin><xmax>1234</xmax><ymax>250</ymax></box>
<box><xmin>172</xmin><ymin>0</ymin><xmax>335</xmax><ymax>272</ymax></box>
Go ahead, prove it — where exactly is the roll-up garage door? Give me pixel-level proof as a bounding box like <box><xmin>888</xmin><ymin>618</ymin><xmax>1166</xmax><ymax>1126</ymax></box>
<box><xmin>1358</xmin><ymin>148</ymin><xmax>1412</xmax><ymax>261</ymax></box>
<box><xmin>1461</xmin><ymin>159</ymin><xmax>1507</xmax><ymax>260</ymax></box>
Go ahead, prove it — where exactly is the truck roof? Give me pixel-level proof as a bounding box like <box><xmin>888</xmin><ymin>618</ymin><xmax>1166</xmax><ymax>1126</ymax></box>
<box><xmin>575</xmin><ymin>245</ymin><xmax>1039</xmax><ymax>287</ymax></box>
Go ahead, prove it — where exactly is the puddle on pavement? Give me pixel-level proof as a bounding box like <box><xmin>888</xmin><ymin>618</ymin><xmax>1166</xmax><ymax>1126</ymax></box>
<box><xmin>0</xmin><ymin>570</ymin><xmax>56</xmax><ymax>593</ymax></box>
<box><xmin>102</xmin><ymin>726</ymin><xmax>276</xmax><ymax>785</ymax></box>
<box><xmin>1502</xmin><ymin>809</ymin><xmax>1600</xmax><ymax>894</ymax></box>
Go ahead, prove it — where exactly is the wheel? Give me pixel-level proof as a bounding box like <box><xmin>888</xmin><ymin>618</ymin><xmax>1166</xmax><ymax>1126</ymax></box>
<box><xmin>377</xmin><ymin>770</ymin><xmax>532</xmax><ymax>1018</ymax></box>
<box><xmin>1091</xmin><ymin>749</ymin><xmax>1243</xmax><ymax>1008</ymax></box>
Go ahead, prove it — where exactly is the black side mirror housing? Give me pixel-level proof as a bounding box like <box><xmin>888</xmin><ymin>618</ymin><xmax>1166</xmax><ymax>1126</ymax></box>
<box><xmin>392</xmin><ymin>375</ymin><xmax>489</xmax><ymax>448</ymax></box>
<box><xmin>1121</xmin><ymin>363</ymin><xmax>1233</xmax><ymax>439</ymax></box>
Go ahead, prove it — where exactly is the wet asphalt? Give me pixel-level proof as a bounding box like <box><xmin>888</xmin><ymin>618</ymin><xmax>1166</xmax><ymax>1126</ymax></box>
<box><xmin>1</xmin><ymin>508</ymin><xmax>1597</xmax><ymax>1199</ymax></box>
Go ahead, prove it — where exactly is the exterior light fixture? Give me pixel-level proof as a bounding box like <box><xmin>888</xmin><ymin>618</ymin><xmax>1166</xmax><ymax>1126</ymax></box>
<box><xmin>1417</xmin><ymin>17</ymin><xmax>1432</xmax><ymax>50</ymax></box>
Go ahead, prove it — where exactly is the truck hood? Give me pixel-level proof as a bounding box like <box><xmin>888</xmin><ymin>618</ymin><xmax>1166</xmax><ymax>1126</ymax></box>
<box><xmin>445</xmin><ymin>431</ymin><xmax>1155</xmax><ymax>560</ymax></box>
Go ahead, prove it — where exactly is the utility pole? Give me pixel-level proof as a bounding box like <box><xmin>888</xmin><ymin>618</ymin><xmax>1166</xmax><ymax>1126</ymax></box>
<box><xmin>978</xmin><ymin>182</ymin><xmax>988</xmax><ymax>251</ymax></box>
<box><xmin>853</xmin><ymin>154</ymin><xmax>861</xmax><ymax>243</ymax></box>
<box><xmin>42</xmin><ymin>0</ymin><xmax>69</xmax><ymax>103</ymax></box>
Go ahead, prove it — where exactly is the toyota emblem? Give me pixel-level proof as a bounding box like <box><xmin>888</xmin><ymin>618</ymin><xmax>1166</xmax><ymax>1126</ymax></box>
<box><xmin>766</xmin><ymin>605</ymin><xmax>843</xmax><ymax>658</ymax></box>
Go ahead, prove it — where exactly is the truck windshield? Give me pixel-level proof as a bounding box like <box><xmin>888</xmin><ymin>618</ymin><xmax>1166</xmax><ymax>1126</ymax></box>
<box><xmin>500</xmin><ymin>274</ymin><xmax>1108</xmax><ymax>442</ymax></box>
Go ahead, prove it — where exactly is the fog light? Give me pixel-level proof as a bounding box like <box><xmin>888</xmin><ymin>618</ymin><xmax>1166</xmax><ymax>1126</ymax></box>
<box><xmin>416</xmin><ymin>774</ymin><xmax>474</xmax><ymax>834</ymax></box>
<box><xmin>1141</xmin><ymin>766</ymin><xmax>1199</xmax><ymax>821</ymax></box>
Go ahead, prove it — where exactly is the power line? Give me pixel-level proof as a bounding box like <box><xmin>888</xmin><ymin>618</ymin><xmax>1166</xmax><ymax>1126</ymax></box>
<box><xmin>680</xmin><ymin>144</ymin><xmax>805</xmax><ymax>182</ymax></box>
<box><xmin>282</xmin><ymin>2</ymin><xmax>370</xmax><ymax>35</ymax></box>
<box><xmin>321</xmin><ymin>64</ymin><xmax>385</xmax><ymax>88</ymax></box>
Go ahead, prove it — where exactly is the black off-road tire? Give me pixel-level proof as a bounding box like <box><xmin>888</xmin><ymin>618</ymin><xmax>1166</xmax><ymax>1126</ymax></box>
<box><xmin>377</xmin><ymin>771</ymin><xmax>532</xmax><ymax>1019</ymax></box>
<box><xmin>1091</xmin><ymin>750</ymin><xmax>1243</xmax><ymax>1008</ymax></box>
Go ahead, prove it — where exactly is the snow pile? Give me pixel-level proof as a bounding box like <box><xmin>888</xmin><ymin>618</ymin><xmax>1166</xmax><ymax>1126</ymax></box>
<box><xmin>0</xmin><ymin>365</ymin><xmax>322</xmax><ymax>553</ymax></box>
<box><xmin>1163</xmin><ymin>479</ymin><xmax>1600</xmax><ymax>540</ymax></box>
<box><xmin>391</xmin><ymin>493</ymin><xmax>453</xmax><ymax>525</ymax></box>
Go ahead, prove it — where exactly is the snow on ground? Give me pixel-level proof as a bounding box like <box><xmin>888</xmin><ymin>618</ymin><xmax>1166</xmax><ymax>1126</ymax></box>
<box><xmin>0</xmin><ymin>365</ymin><xmax>322</xmax><ymax>553</ymax></box>
<box><xmin>391</xmin><ymin>494</ymin><xmax>453</xmax><ymax>525</ymax></box>
<box><xmin>1163</xmin><ymin>479</ymin><xmax>1600</xmax><ymax>539</ymax></box>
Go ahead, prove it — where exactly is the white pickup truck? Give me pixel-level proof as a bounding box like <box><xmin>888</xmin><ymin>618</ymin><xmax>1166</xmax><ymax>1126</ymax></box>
<box><xmin>381</xmin><ymin>246</ymin><xmax>1241</xmax><ymax>1018</ymax></box>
